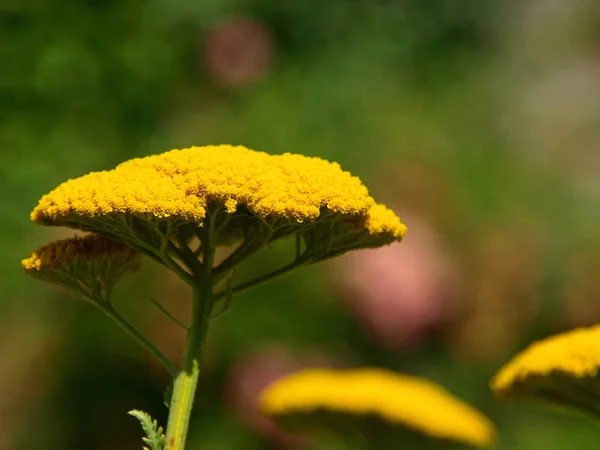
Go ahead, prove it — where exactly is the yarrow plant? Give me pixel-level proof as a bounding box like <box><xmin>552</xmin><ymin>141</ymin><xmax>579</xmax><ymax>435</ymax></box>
<box><xmin>23</xmin><ymin>145</ymin><xmax>406</xmax><ymax>450</ymax></box>
<box><xmin>491</xmin><ymin>325</ymin><xmax>600</xmax><ymax>419</ymax></box>
<box><xmin>260</xmin><ymin>368</ymin><xmax>496</xmax><ymax>449</ymax></box>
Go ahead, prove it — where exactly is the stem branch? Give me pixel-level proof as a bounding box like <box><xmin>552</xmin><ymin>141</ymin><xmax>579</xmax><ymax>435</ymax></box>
<box><xmin>150</xmin><ymin>298</ymin><xmax>189</xmax><ymax>331</ymax></box>
<box><xmin>102</xmin><ymin>306</ymin><xmax>177</xmax><ymax>378</ymax></box>
<box><xmin>215</xmin><ymin>259</ymin><xmax>305</xmax><ymax>301</ymax></box>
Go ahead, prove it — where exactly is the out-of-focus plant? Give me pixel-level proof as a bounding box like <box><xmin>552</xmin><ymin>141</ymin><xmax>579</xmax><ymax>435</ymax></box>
<box><xmin>447</xmin><ymin>221</ymin><xmax>546</xmax><ymax>360</ymax></box>
<box><xmin>491</xmin><ymin>325</ymin><xmax>600</xmax><ymax>420</ymax></box>
<box><xmin>331</xmin><ymin>210</ymin><xmax>455</xmax><ymax>350</ymax></box>
<box><xmin>22</xmin><ymin>144</ymin><xmax>406</xmax><ymax>450</ymax></box>
<box><xmin>225</xmin><ymin>346</ymin><xmax>334</xmax><ymax>447</ymax></box>
<box><xmin>260</xmin><ymin>368</ymin><xmax>496</xmax><ymax>449</ymax></box>
<box><xmin>561</xmin><ymin>245</ymin><xmax>600</xmax><ymax>329</ymax></box>
<box><xmin>0</xmin><ymin>307</ymin><xmax>59</xmax><ymax>449</ymax></box>
<box><xmin>203</xmin><ymin>18</ymin><xmax>274</xmax><ymax>87</ymax></box>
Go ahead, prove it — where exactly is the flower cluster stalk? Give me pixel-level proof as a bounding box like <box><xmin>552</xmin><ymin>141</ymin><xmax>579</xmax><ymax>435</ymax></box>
<box><xmin>102</xmin><ymin>306</ymin><xmax>177</xmax><ymax>378</ymax></box>
<box><xmin>164</xmin><ymin>215</ymin><xmax>216</xmax><ymax>450</ymax></box>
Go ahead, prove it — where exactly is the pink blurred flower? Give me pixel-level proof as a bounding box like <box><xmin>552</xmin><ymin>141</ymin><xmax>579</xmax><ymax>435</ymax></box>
<box><xmin>203</xmin><ymin>18</ymin><xmax>274</xmax><ymax>87</ymax></box>
<box><xmin>331</xmin><ymin>212</ymin><xmax>455</xmax><ymax>350</ymax></box>
<box><xmin>225</xmin><ymin>346</ymin><xmax>334</xmax><ymax>447</ymax></box>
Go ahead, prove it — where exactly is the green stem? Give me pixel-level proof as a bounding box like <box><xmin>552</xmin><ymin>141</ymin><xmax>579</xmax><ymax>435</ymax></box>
<box><xmin>158</xmin><ymin>251</ymin><xmax>195</xmax><ymax>286</ymax></box>
<box><xmin>102</xmin><ymin>306</ymin><xmax>177</xmax><ymax>378</ymax></box>
<box><xmin>214</xmin><ymin>258</ymin><xmax>305</xmax><ymax>301</ymax></box>
<box><xmin>150</xmin><ymin>298</ymin><xmax>189</xmax><ymax>331</ymax></box>
<box><xmin>163</xmin><ymin>292</ymin><xmax>210</xmax><ymax>450</ymax></box>
<box><xmin>213</xmin><ymin>238</ymin><xmax>264</xmax><ymax>278</ymax></box>
<box><xmin>164</xmin><ymin>214</ymin><xmax>216</xmax><ymax>450</ymax></box>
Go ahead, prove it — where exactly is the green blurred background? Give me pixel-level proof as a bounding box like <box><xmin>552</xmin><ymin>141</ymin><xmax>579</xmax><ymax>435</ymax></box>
<box><xmin>2</xmin><ymin>0</ymin><xmax>600</xmax><ymax>449</ymax></box>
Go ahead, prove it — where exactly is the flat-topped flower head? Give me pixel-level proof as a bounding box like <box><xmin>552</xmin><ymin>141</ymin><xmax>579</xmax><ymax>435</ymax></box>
<box><xmin>22</xmin><ymin>234</ymin><xmax>140</xmax><ymax>302</ymax></box>
<box><xmin>260</xmin><ymin>368</ymin><xmax>496</xmax><ymax>448</ymax></box>
<box><xmin>30</xmin><ymin>145</ymin><xmax>406</xmax><ymax>276</ymax></box>
<box><xmin>32</xmin><ymin>145</ymin><xmax>375</xmax><ymax>225</ymax></box>
<box><xmin>491</xmin><ymin>325</ymin><xmax>600</xmax><ymax>418</ymax></box>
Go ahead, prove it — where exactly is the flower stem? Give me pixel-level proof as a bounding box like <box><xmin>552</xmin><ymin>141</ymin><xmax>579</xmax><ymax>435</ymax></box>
<box><xmin>164</xmin><ymin>213</ymin><xmax>217</xmax><ymax>450</ymax></box>
<box><xmin>102</xmin><ymin>306</ymin><xmax>177</xmax><ymax>378</ymax></box>
<box><xmin>214</xmin><ymin>258</ymin><xmax>305</xmax><ymax>301</ymax></box>
<box><xmin>163</xmin><ymin>292</ymin><xmax>210</xmax><ymax>450</ymax></box>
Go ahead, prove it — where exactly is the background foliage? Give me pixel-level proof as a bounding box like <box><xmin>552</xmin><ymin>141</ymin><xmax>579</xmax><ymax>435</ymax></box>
<box><xmin>2</xmin><ymin>0</ymin><xmax>600</xmax><ymax>449</ymax></box>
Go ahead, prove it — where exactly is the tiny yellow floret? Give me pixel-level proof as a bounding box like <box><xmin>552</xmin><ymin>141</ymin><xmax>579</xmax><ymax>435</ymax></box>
<box><xmin>260</xmin><ymin>368</ymin><xmax>495</xmax><ymax>448</ymax></box>
<box><xmin>491</xmin><ymin>325</ymin><xmax>600</xmax><ymax>397</ymax></box>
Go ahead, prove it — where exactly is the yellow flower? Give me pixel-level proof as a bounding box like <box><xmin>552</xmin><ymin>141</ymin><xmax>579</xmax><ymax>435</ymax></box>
<box><xmin>32</xmin><ymin>145</ymin><xmax>400</xmax><ymax>228</ymax></box>
<box><xmin>260</xmin><ymin>368</ymin><xmax>496</xmax><ymax>448</ymax></box>
<box><xmin>29</xmin><ymin>145</ymin><xmax>406</xmax><ymax>273</ymax></box>
<box><xmin>363</xmin><ymin>203</ymin><xmax>406</xmax><ymax>237</ymax></box>
<box><xmin>22</xmin><ymin>234</ymin><xmax>140</xmax><ymax>301</ymax></box>
<box><xmin>491</xmin><ymin>325</ymin><xmax>600</xmax><ymax>417</ymax></box>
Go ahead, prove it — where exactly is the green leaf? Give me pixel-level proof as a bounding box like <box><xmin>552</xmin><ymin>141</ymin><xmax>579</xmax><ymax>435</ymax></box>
<box><xmin>128</xmin><ymin>409</ymin><xmax>166</xmax><ymax>450</ymax></box>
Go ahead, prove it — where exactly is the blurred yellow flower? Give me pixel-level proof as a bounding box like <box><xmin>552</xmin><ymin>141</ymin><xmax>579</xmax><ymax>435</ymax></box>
<box><xmin>260</xmin><ymin>368</ymin><xmax>496</xmax><ymax>448</ymax></box>
<box><xmin>491</xmin><ymin>326</ymin><xmax>600</xmax><ymax>413</ymax></box>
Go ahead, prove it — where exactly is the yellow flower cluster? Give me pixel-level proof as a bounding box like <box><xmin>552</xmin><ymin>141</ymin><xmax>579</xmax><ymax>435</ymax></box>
<box><xmin>22</xmin><ymin>234</ymin><xmax>137</xmax><ymax>272</ymax></box>
<box><xmin>22</xmin><ymin>234</ymin><xmax>139</xmax><ymax>295</ymax></box>
<box><xmin>260</xmin><ymin>368</ymin><xmax>495</xmax><ymax>448</ymax></box>
<box><xmin>491</xmin><ymin>325</ymin><xmax>600</xmax><ymax>397</ymax></box>
<box><xmin>31</xmin><ymin>145</ymin><xmax>405</xmax><ymax>241</ymax></box>
<box><xmin>363</xmin><ymin>203</ymin><xmax>406</xmax><ymax>239</ymax></box>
